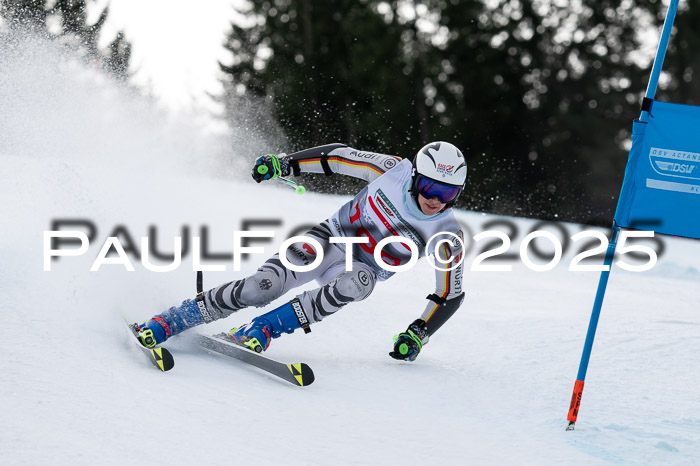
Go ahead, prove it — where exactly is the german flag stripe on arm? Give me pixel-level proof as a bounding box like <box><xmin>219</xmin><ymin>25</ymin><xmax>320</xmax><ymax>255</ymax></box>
<box><xmin>298</xmin><ymin>156</ymin><xmax>387</xmax><ymax>176</ymax></box>
<box><xmin>425</xmin><ymin>243</ymin><xmax>452</xmax><ymax>323</ymax></box>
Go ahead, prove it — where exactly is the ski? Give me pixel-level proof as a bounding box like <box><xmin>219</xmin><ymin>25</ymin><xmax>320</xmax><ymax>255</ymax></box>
<box><xmin>121</xmin><ymin>316</ymin><xmax>174</xmax><ymax>372</ymax></box>
<box><xmin>197</xmin><ymin>333</ymin><xmax>315</xmax><ymax>387</ymax></box>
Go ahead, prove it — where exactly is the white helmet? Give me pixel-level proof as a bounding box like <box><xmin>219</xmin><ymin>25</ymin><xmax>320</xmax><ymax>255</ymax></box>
<box><xmin>412</xmin><ymin>141</ymin><xmax>467</xmax><ymax>207</ymax></box>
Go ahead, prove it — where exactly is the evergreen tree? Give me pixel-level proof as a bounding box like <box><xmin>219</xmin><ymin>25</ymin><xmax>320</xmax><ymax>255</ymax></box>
<box><xmin>51</xmin><ymin>0</ymin><xmax>107</xmax><ymax>57</ymax></box>
<box><xmin>220</xmin><ymin>0</ymin><xmax>673</xmax><ymax>223</ymax></box>
<box><xmin>219</xmin><ymin>0</ymin><xmax>449</xmax><ymax>194</ymax></box>
<box><xmin>104</xmin><ymin>30</ymin><xmax>131</xmax><ymax>81</ymax></box>
<box><xmin>0</xmin><ymin>0</ymin><xmax>131</xmax><ymax>81</ymax></box>
<box><xmin>220</xmin><ymin>1</ymin><xmax>443</xmax><ymax>152</ymax></box>
<box><xmin>438</xmin><ymin>0</ymin><xmax>663</xmax><ymax>222</ymax></box>
<box><xmin>656</xmin><ymin>0</ymin><xmax>700</xmax><ymax>105</ymax></box>
<box><xmin>1</xmin><ymin>0</ymin><xmax>48</xmax><ymax>33</ymax></box>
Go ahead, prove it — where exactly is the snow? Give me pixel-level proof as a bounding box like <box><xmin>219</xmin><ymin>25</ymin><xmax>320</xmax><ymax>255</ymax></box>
<box><xmin>2</xmin><ymin>36</ymin><xmax>700</xmax><ymax>466</ymax></box>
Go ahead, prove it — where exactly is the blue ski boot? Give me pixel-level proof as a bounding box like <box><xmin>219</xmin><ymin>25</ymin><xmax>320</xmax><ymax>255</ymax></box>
<box><xmin>138</xmin><ymin>297</ymin><xmax>211</xmax><ymax>348</ymax></box>
<box><xmin>229</xmin><ymin>298</ymin><xmax>311</xmax><ymax>353</ymax></box>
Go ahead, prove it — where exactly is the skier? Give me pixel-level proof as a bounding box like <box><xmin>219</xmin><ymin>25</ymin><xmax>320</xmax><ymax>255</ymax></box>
<box><xmin>137</xmin><ymin>142</ymin><xmax>467</xmax><ymax>361</ymax></box>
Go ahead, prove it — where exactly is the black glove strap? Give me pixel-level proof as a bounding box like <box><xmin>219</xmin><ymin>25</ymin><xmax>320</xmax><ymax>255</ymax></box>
<box><xmin>426</xmin><ymin>293</ymin><xmax>447</xmax><ymax>305</ymax></box>
<box><xmin>290</xmin><ymin>298</ymin><xmax>312</xmax><ymax>334</ymax></box>
<box><xmin>320</xmin><ymin>156</ymin><xmax>333</xmax><ymax>176</ymax></box>
<box><xmin>195</xmin><ymin>294</ymin><xmax>214</xmax><ymax>324</ymax></box>
<box><xmin>289</xmin><ymin>159</ymin><xmax>301</xmax><ymax>176</ymax></box>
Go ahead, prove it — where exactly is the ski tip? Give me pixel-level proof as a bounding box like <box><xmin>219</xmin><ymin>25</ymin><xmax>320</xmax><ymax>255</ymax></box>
<box><xmin>150</xmin><ymin>347</ymin><xmax>175</xmax><ymax>372</ymax></box>
<box><xmin>287</xmin><ymin>362</ymin><xmax>315</xmax><ymax>387</ymax></box>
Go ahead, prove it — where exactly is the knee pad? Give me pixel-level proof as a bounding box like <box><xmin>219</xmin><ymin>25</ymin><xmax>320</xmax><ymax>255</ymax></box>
<box><xmin>333</xmin><ymin>267</ymin><xmax>376</xmax><ymax>302</ymax></box>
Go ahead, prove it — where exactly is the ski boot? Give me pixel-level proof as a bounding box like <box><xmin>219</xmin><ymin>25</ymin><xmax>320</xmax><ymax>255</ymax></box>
<box><xmin>138</xmin><ymin>297</ymin><xmax>210</xmax><ymax>348</ymax></box>
<box><xmin>229</xmin><ymin>298</ymin><xmax>311</xmax><ymax>353</ymax></box>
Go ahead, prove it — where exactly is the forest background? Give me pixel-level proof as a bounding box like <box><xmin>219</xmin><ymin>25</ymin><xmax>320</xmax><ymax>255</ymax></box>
<box><xmin>2</xmin><ymin>0</ymin><xmax>698</xmax><ymax>225</ymax></box>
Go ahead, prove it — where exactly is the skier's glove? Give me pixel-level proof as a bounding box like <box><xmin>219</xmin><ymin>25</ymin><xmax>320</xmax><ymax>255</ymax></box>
<box><xmin>251</xmin><ymin>154</ymin><xmax>290</xmax><ymax>183</ymax></box>
<box><xmin>389</xmin><ymin>319</ymin><xmax>429</xmax><ymax>362</ymax></box>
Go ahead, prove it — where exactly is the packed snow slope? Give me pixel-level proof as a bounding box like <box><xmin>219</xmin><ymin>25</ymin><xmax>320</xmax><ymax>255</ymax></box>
<box><xmin>1</xmin><ymin>37</ymin><xmax>699</xmax><ymax>466</ymax></box>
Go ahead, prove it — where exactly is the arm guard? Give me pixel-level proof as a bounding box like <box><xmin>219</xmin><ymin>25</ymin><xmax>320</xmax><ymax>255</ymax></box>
<box><xmin>285</xmin><ymin>143</ymin><xmax>348</xmax><ymax>176</ymax></box>
<box><xmin>420</xmin><ymin>227</ymin><xmax>465</xmax><ymax>335</ymax></box>
<box><xmin>284</xmin><ymin>143</ymin><xmax>401</xmax><ymax>183</ymax></box>
<box><xmin>422</xmin><ymin>292</ymin><xmax>465</xmax><ymax>336</ymax></box>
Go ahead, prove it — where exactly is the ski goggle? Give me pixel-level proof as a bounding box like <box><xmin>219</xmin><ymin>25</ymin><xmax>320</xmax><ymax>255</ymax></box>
<box><xmin>415</xmin><ymin>175</ymin><xmax>461</xmax><ymax>204</ymax></box>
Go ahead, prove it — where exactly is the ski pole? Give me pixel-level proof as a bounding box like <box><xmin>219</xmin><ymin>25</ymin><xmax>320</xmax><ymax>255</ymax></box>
<box><xmin>566</xmin><ymin>223</ymin><xmax>620</xmax><ymax>431</ymax></box>
<box><xmin>276</xmin><ymin>176</ymin><xmax>306</xmax><ymax>195</ymax></box>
